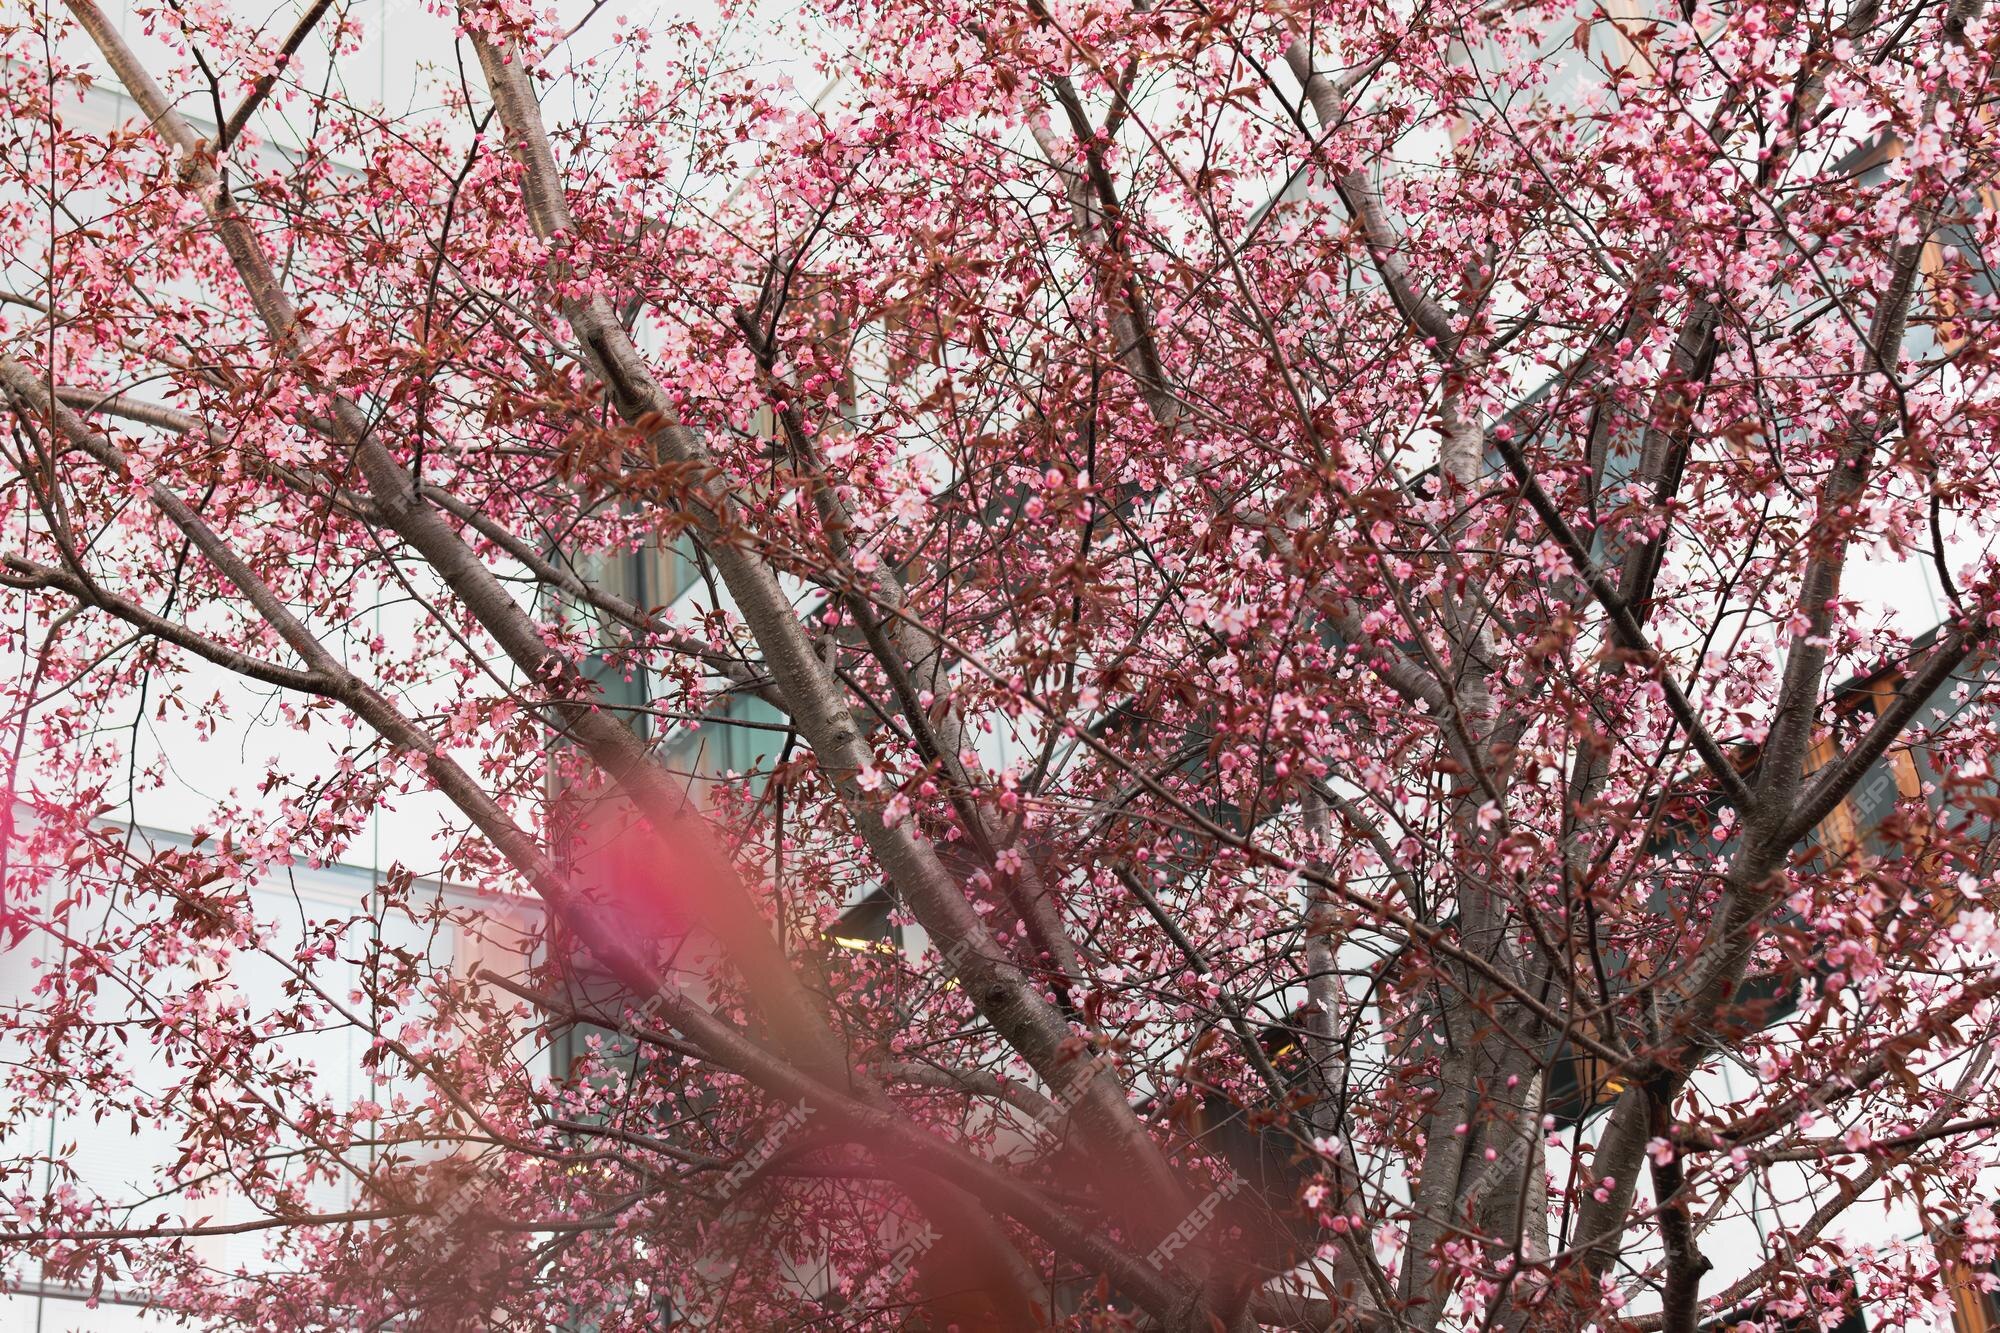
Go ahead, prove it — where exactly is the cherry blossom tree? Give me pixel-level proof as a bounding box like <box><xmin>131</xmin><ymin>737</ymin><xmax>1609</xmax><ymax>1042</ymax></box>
<box><xmin>5</xmin><ymin>0</ymin><xmax>2000</xmax><ymax>1326</ymax></box>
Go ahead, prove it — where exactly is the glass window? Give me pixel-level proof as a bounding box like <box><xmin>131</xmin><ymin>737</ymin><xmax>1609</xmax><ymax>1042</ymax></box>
<box><xmin>663</xmin><ymin>693</ymin><xmax>791</xmax><ymax>800</ymax></box>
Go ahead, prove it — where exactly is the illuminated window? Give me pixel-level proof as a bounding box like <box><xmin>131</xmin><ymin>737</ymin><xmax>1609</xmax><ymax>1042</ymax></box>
<box><xmin>1938</xmin><ymin>1224</ymin><xmax>1999</xmax><ymax>1333</ymax></box>
<box><xmin>826</xmin><ymin>887</ymin><xmax>901</xmax><ymax>952</ymax></box>
<box><xmin>1923</xmin><ymin>186</ymin><xmax>2000</xmax><ymax>356</ymax></box>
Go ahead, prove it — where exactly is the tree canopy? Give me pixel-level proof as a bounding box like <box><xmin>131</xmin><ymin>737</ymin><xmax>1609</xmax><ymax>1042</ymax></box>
<box><xmin>4</xmin><ymin>0</ymin><xmax>2000</xmax><ymax>1327</ymax></box>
